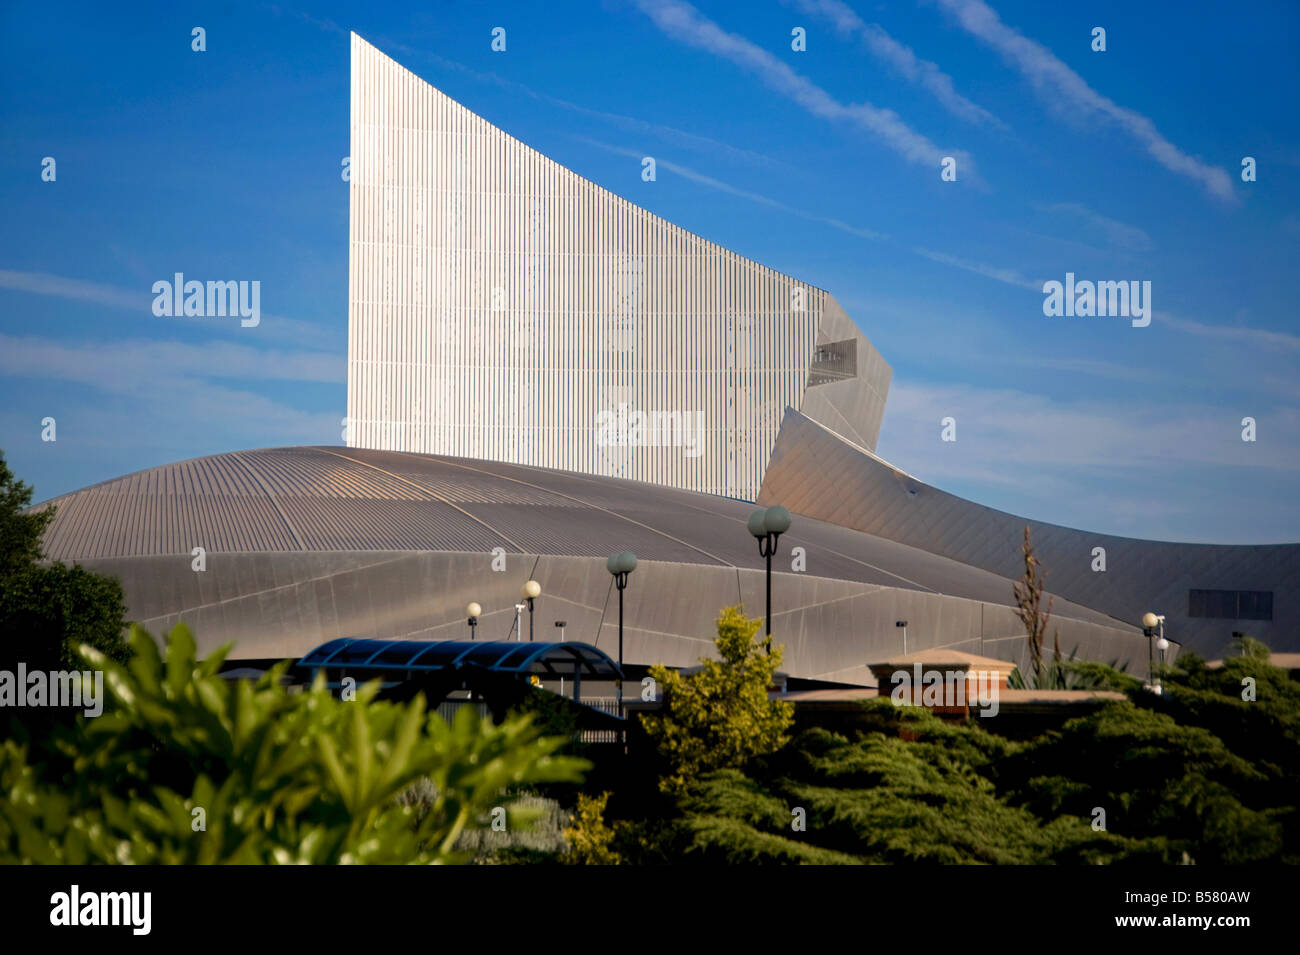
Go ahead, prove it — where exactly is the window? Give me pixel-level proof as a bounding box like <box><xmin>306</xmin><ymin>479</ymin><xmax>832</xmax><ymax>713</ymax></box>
<box><xmin>1188</xmin><ymin>589</ymin><xmax>1273</xmax><ymax>621</ymax></box>
<box><xmin>808</xmin><ymin>339</ymin><xmax>857</xmax><ymax>386</ymax></box>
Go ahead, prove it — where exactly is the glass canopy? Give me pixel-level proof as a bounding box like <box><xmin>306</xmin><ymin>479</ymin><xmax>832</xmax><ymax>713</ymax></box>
<box><xmin>296</xmin><ymin>639</ymin><xmax>623</xmax><ymax>679</ymax></box>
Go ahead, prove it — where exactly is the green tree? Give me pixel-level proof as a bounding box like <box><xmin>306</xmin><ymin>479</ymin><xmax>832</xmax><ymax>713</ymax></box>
<box><xmin>0</xmin><ymin>451</ymin><xmax>129</xmax><ymax>672</ymax></box>
<box><xmin>640</xmin><ymin>606</ymin><xmax>794</xmax><ymax>795</ymax></box>
<box><xmin>1</xmin><ymin>562</ymin><xmax>128</xmax><ymax>671</ymax></box>
<box><xmin>0</xmin><ymin>623</ymin><xmax>589</xmax><ymax>864</ymax></box>
<box><xmin>0</xmin><ymin>454</ymin><xmax>52</xmax><ymax>582</ymax></box>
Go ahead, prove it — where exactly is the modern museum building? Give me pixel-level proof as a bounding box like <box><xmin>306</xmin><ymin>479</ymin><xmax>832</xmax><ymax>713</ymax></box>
<box><xmin>33</xmin><ymin>35</ymin><xmax>1298</xmax><ymax>685</ymax></box>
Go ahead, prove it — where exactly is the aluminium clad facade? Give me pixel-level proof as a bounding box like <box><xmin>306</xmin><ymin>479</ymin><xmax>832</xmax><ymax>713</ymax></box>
<box><xmin>758</xmin><ymin>410</ymin><xmax>1300</xmax><ymax>658</ymax></box>
<box><xmin>347</xmin><ymin>33</ymin><xmax>889</xmax><ymax>501</ymax></box>
<box><xmin>35</xmin><ymin>446</ymin><xmax>1157</xmax><ymax>680</ymax></box>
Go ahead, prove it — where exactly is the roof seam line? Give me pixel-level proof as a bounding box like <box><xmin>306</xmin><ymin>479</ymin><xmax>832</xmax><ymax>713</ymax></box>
<box><xmin>228</xmin><ymin>451</ymin><xmax>306</xmax><ymax>551</ymax></box>
<box><xmin>415</xmin><ymin>455</ymin><xmax>737</xmax><ymax>567</ymax></box>
<box><xmin>314</xmin><ymin>448</ymin><xmax>528</xmax><ymax>552</ymax></box>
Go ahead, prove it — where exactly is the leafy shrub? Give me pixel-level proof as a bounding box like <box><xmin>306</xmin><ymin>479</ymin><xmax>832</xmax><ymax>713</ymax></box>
<box><xmin>0</xmin><ymin>623</ymin><xmax>589</xmax><ymax>864</ymax></box>
<box><xmin>562</xmin><ymin>791</ymin><xmax>623</xmax><ymax>865</ymax></box>
<box><xmin>1001</xmin><ymin>700</ymin><xmax>1280</xmax><ymax>863</ymax></box>
<box><xmin>640</xmin><ymin>606</ymin><xmax>793</xmax><ymax>794</ymax></box>
<box><xmin>658</xmin><ymin>711</ymin><xmax>1153</xmax><ymax>865</ymax></box>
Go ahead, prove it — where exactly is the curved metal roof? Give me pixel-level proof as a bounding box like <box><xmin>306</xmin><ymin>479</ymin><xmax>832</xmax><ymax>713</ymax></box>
<box><xmin>296</xmin><ymin>638</ymin><xmax>622</xmax><ymax>678</ymax></box>
<box><xmin>33</xmin><ymin>444</ymin><xmax>1131</xmax><ymax>627</ymax></box>
<box><xmin>758</xmin><ymin>410</ymin><xmax>1300</xmax><ymax>654</ymax></box>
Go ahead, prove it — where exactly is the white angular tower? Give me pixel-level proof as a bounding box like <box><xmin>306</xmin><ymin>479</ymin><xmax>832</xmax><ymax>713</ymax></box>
<box><xmin>347</xmin><ymin>33</ymin><xmax>889</xmax><ymax>500</ymax></box>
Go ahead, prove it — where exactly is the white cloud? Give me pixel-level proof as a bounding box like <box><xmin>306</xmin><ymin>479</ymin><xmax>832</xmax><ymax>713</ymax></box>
<box><xmin>633</xmin><ymin>0</ymin><xmax>959</xmax><ymax>170</ymax></box>
<box><xmin>933</xmin><ymin>0</ymin><xmax>1234</xmax><ymax>200</ymax></box>
<box><xmin>789</xmin><ymin>0</ymin><xmax>1005</xmax><ymax>128</ymax></box>
<box><xmin>0</xmin><ymin>333</ymin><xmax>343</xmax><ymax>385</ymax></box>
<box><xmin>875</xmin><ymin>380</ymin><xmax>1300</xmax><ymax>541</ymax></box>
<box><xmin>0</xmin><ymin>333</ymin><xmax>342</xmax><ymax>487</ymax></box>
<box><xmin>0</xmin><ymin>269</ymin><xmax>143</xmax><ymax>310</ymax></box>
<box><xmin>0</xmin><ymin>269</ymin><xmax>341</xmax><ymax>346</ymax></box>
<box><xmin>1158</xmin><ymin>312</ymin><xmax>1300</xmax><ymax>352</ymax></box>
<box><xmin>578</xmin><ymin>137</ymin><xmax>888</xmax><ymax>241</ymax></box>
<box><xmin>325</xmin><ymin>20</ymin><xmax>783</xmax><ymax>171</ymax></box>
<box><xmin>1038</xmin><ymin>202</ymin><xmax>1153</xmax><ymax>252</ymax></box>
<box><xmin>882</xmin><ymin>380</ymin><xmax>1300</xmax><ymax>479</ymax></box>
<box><xmin>543</xmin><ymin>95</ymin><xmax>786</xmax><ymax>171</ymax></box>
<box><xmin>912</xmin><ymin>247</ymin><xmax>1042</xmax><ymax>290</ymax></box>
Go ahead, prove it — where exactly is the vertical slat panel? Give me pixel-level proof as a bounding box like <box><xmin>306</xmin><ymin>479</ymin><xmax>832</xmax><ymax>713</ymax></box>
<box><xmin>348</xmin><ymin>35</ymin><xmax>822</xmax><ymax>502</ymax></box>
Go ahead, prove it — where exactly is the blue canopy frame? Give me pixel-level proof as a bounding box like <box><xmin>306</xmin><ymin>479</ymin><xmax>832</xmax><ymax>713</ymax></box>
<box><xmin>296</xmin><ymin>638</ymin><xmax>622</xmax><ymax>680</ymax></box>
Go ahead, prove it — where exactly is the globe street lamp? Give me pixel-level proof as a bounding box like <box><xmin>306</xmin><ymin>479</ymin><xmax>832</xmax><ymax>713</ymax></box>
<box><xmin>748</xmin><ymin>505</ymin><xmax>792</xmax><ymax>641</ymax></box>
<box><xmin>1141</xmin><ymin>611</ymin><xmax>1166</xmax><ymax>692</ymax></box>
<box><xmin>522</xmin><ymin>579</ymin><xmax>542</xmax><ymax>641</ymax></box>
<box><xmin>606</xmin><ymin>551</ymin><xmax>637</xmax><ymax>709</ymax></box>
<box><xmin>466</xmin><ymin>602</ymin><xmax>482</xmax><ymax>640</ymax></box>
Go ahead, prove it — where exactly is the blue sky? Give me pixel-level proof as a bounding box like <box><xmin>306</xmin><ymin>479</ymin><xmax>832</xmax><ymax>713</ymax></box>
<box><xmin>1</xmin><ymin>0</ymin><xmax>1297</xmax><ymax>543</ymax></box>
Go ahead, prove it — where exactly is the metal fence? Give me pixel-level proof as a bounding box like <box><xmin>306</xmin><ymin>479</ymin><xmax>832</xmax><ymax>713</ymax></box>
<box><xmin>436</xmin><ymin>699</ymin><xmax>489</xmax><ymax>723</ymax></box>
<box><xmin>577</xmin><ymin>697</ymin><xmax>622</xmax><ymax>743</ymax></box>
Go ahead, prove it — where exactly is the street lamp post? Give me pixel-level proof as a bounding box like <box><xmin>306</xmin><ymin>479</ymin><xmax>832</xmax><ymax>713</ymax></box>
<box><xmin>1141</xmin><ymin>611</ymin><xmax>1167</xmax><ymax>693</ymax></box>
<box><xmin>606</xmin><ymin>551</ymin><xmax>637</xmax><ymax>710</ymax></box>
<box><xmin>522</xmin><ymin>579</ymin><xmax>541</xmax><ymax>641</ymax></box>
<box><xmin>747</xmin><ymin>506</ymin><xmax>792</xmax><ymax>642</ymax></box>
<box><xmin>466</xmin><ymin>602</ymin><xmax>481</xmax><ymax>640</ymax></box>
<box><xmin>555</xmin><ymin>620</ymin><xmax>569</xmax><ymax>697</ymax></box>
